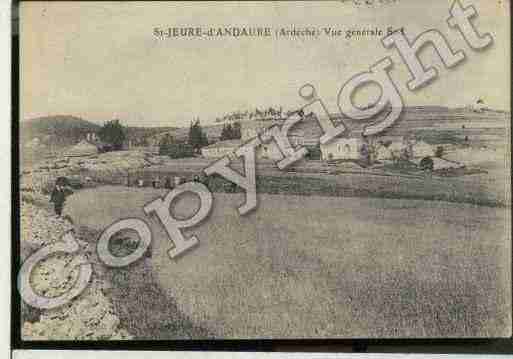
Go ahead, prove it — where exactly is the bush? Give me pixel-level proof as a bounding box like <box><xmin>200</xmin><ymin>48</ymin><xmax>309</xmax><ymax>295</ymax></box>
<box><xmin>419</xmin><ymin>156</ymin><xmax>434</xmax><ymax>171</ymax></box>
<box><xmin>98</xmin><ymin>119</ymin><xmax>126</xmax><ymax>151</ymax></box>
<box><xmin>435</xmin><ymin>146</ymin><xmax>444</xmax><ymax>158</ymax></box>
<box><xmin>305</xmin><ymin>145</ymin><xmax>321</xmax><ymax>160</ymax></box>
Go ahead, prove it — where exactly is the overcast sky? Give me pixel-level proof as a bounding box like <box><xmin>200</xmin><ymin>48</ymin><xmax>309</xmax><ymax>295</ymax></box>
<box><xmin>20</xmin><ymin>0</ymin><xmax>510</xmax><ymax>127</ymax></box>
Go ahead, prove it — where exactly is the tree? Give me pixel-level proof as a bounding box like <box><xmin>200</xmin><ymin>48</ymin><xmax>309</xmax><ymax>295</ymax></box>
<box><xmin>159</xmin><ymin>133</ymin><xmax>194</xmax><ymax>158</ymax></box>
<box><xmin>219</xmin><ymin>122</ymin><xmax>241</xmax><ymax>141</ymax></box>
<box><xmin>158</xmin><ymin>133</ymin><xmax>174</xmax><ymax>147</ymax></box>
<box><xmin>98</xmin><ymin>119</ymin><xmax>126</xmax><ymax>151</ymax></box>
<box><xmin>232</xmin><ymin>122</ymin><xmax>241</xmax><ymax>139</ymax></box>
<box><xmin>219</xmin><ymin>124</ymin><xmax>230</xmax><ymax>141</ymax></box>
<box><xmin>435</xmin><ymin>146</ymin><xmax>444</xmax><ymax>158</ymax></box>
<box><xmin>188</xmin><ymin>118</ymin><xmax>208</xmax><ymax>151</ymax></box>
<box><xmin>419</xmin><ymin>157</ymin><xmax>434</xmax><ymax>171</ymax></box>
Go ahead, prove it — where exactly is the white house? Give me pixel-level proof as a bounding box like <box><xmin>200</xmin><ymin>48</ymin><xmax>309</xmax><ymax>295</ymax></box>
<box><xmin>320</xmin><ymin>137</ymin><xmax>366</xmax><ymax>161</ymax></box>
<box><xmin>375</xmin><ymin>141</ymin><xmax>405</xmax><ymax>161</ymax></box>
<box><xmin>201</xmin><ymin>138</ymin><xmax>285</xmax><ymax>161</ymax></box>
<box><xmin>375</xmin><ymin>139</ymin><xmax>434</xmax><ymax>161</ymax></box>
<box><xmin>86</xmin><ymin>132</ymin><xmax>99</xmax><ymax>142</ymax></box>
<box><xmin>204</xmin><ymin>119</ymin><xmax>324</xmax><ymax>162</ymax></box>
<box><xmin>241</xmin><ymin>120</ymin><xmax>305</xmax><ymax>161</ymax></box>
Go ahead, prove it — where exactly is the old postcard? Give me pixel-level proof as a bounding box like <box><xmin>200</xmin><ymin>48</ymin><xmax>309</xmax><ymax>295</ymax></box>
<box><xmin>17</xmin><ymin>0</ymin><xmax>511</xmax><ymax>340</ymax></box>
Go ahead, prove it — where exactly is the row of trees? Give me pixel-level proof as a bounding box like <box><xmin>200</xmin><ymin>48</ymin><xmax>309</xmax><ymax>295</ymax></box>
<box><xmin>96</xmin><ymin>117</ymin><xmax>210</xmax><ymax>153</ymax></box>
<box><xmin>98</xmin><ymin>117</ymin><xmax>235</xmax><ymax>158</ymax></box>
<box><xmin>214</xmin><ymin>106</ymin><xmax>285</xmax><ymax>123</ymax></box>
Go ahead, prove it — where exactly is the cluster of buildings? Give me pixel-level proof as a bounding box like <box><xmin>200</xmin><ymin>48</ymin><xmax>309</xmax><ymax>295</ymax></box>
<box><xmin>200</xmin><ymin>120</ymin><xmax>317</xmax><ymax>160</ymax></box>
<box><xmin>62</xmin><ymin>121</ymin><xmax>449</xmax><ymax>170</ymax></box>
<box><xmin>64</xmin><ymin>132</ymin><xmax>159</xmax><ymax>158</ymax></box>
<box><xmin>201</xmin><ymin>119</ymin><xmax>438</xmax><ymax>165</ymax></box>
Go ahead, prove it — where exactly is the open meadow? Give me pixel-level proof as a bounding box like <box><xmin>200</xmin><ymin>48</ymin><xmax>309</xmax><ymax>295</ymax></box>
<box><xmin>19</xmin><ymin>108</ymin><xmax>511</xmax><ymax>339</ymax></box>
<box><xmin>63</xmin><ymin>187</ymin><xmax>511</xmax><ymax>338</ymax></box>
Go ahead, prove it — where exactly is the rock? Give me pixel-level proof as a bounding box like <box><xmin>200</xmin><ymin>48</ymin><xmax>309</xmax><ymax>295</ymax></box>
<box><xmin>22</xmin><ymin>281</ymin><xmax>133</xmax><ymax>340</ymax></box>
<box><xmin>19</xmin><ymin>198</ymin><xmax>133</xmax><ymax>340</ymax></box>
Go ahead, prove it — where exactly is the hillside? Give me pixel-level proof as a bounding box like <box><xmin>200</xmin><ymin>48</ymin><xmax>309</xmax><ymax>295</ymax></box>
<box><xmin>164</xmin><ymin>123</ymin><xmax>225</xmax><ymax>143</ymax></box>
<box><xmin>20</xmin><ymin>116</ymin><xmax>180</xmax><ymax>148</ymax></box>
<box><xmin>20</xmin><ymin>115</ymin><xmax>100</xmax><ymax>148</ymax></box>
<box><xmin>20</xmin><ymin>106</ymin><xmax>509</xmax><ymax>154</ymax></box>
<box><xmin>152</xmin><ymin>106</ymin><xmax>509</xmax><ymax>144</ymax></box>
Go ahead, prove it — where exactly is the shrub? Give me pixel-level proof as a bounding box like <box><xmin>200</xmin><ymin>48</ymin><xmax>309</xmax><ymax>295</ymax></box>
<box><xmin>419</xmin><ymin>156</ymin><xmax>434</xmax><ymax>171</ymax></box>
<box><xmin>435</xmin><ymin>146</ymin><xmax>444</xmax><ymax>158</ymax></box>
<box><xmin>98</xmin><ymin>119</ymin><xmax>126</xmax><ymax>151</ymax></box>
<box><xmin>305</xmin><ymin>145</ymin><xmax>321</xmax><ymax>160</ymax></box>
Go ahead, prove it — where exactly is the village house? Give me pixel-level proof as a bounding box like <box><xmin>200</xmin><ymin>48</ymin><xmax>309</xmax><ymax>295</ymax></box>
<box><xmin>85</xmin><ymin>132</ymin><xmax>98</xmax><ymax>142</ymax></box>
<box><xmin>201</xmin><ymin>119</ymin><xmax>324</xmax><ymax>161</ymax></box>
<box><xmin>374</xmin><ymin>137</ymin><xmax>434</xmax><ymax>161</ymax></box>
<box><xmin>241</xmin><ymin>120</ymin><xmax>321</xmax><ymax>161</ymax></box>
<box><xmin>320</xmin><ymin>136</ymin><xmax>368</xmax><ymax>161</ymax></box>
<box><xmin>200</xmin><ymin>137</ymin><xmax>284</xmax><ymax>161</ymax></box>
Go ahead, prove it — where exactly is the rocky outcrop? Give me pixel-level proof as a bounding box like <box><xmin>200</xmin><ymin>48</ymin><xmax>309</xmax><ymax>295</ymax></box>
<box><xmin>19</xmin><ymin>200</ymin><xmax>133</xmax><ymax>340</ymax></box>
<box><xmin>20</xmin><ymin>150</ymin><xmax>163</xmax><ymax>194</ymax></box>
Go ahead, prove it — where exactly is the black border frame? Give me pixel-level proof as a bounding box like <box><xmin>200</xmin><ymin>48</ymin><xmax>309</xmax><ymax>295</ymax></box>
<box><xmin>10</xmin><ymin>0</ymin><xmax>513</xmax><ymax>353</ymax></box>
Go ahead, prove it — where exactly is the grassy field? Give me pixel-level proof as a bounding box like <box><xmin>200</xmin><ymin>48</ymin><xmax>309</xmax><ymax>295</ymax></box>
<box><xmin>64</xmin><ymin>187</ymin><xmax>511</xmax><ymax>338</ymax></box>
<box><xmin>131</xmin><ymin>156</ymin><xmax>509</xmax><ymax>207</ymax></box>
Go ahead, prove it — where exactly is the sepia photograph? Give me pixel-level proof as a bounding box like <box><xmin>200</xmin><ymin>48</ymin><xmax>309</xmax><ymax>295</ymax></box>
<box><xmin>15</xmin><ymin>0</ymin><xmax>511</xmax><ymax>342</ymax></box>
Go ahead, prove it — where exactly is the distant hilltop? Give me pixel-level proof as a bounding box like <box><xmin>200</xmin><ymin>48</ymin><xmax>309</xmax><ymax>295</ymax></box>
<box><xmin>20</xmin><ymin>115</ymin><xmax>101</xmax><ymax>148</ymax></box>
<box><xmin>20</xmin><ymin>115</ymin><xmax>178</xmax><ymax>150</ymax></box>
<box><xmin>20</xmin><ymin>105</ymin><xmax>509</xmax><ymax>148</ymax></box>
